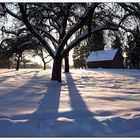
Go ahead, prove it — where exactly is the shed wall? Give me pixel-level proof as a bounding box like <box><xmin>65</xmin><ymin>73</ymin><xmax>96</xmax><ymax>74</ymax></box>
<box><xmin>87</xmin><ymin>60</ymin><xmax>113</xmax><ymax>68</ymax></box>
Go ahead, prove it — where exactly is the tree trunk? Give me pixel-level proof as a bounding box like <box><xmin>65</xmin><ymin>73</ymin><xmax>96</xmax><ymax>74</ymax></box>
<box><xmin>51</xmin><ymin>57</ymin><xmax>62</xmax><ymax>82</ymax></box>
<box><xmin>43</xmin><ymin>62</ymin><xmax>46</xmax><ymax>70</ymax></box>
<box><xmin>64</xmin><ymin>54</ymin><xmax>69</xmax><ymax>73</ymax></box>
<box><xmin>16</xmin><ymin>53</ymin><xmax>21</xmax><ymax>71</ymax></box>
<box><xmin>41</xmin><ymin>58</ymin><xmax>46</xmax><ymax>70</ymax></box>
<box><xmin>7</xmin><ymin>60</ymin><xmax>11</xmax><ymax>69</ymax></box>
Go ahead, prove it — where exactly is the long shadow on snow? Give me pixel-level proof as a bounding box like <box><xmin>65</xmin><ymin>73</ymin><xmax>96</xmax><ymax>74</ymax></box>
<box><xmin>0</xmin><ymin>70</ymin><xmax>47</xmax><ymax>116</ymax></box>
<box><xmin>1</xmin><ymin>72</ymin><xmax>140</xmax><ymax>136</ymax></box>
<box><xmin>37</xmin><ymin>73</ymin><xmax>94</xmax><ymax>120</ymax></box>
<box><xmin>0</xmin><ymin>71</ymin><xmax>61</xmax><ymax>121</ymax></box>
<box><xmin>61</xmin><ymin>73</ymin><xmax>94</xmax><ymax>119</ymax></box>
<box><xmin>10</xmin><ymin>73</ymin><xmax>94</xmax><ymax>120</ymax></box>
<box><xmin>2</xmin><ymin>73</ymin><xmax>106</xmax><ymax>136</ymax></box>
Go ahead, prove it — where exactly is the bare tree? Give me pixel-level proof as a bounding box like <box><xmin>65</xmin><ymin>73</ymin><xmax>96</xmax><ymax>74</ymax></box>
<box><xmin>0</xmin><ymin>27</ymin><xmax>38</xmax><ymax>70</ymax></box>
<box><xmin>34</xmin><ymin>45</ymin><xmax>52</xmax><ymax>70</ymax></box>
<box><xmin>2</xmin><ymin>3</ymin><xmax>127</xmax><ymax>81</ymax></box>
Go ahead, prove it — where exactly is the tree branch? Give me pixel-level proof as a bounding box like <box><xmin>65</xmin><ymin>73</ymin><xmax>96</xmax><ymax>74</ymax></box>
<box><xmin>18</xmin><ymin>3</ymin><xmax>55</xmax><ymax>58</ymax></box>
<box><xmin>62</xmin><ymin>24</ymin><xmax>118</xmax><ymax>57</ymax></box>
<box><xmin>57</xmin><ymin>3</ymin><xmax>100</xmax><ymax>56</ymax></box>
<box><xmin>33</xmin><ymin>25</ymin><xmax>58</xmax><ymax>44</ymax></box>
<box><xmin>1</xmin><ymin>26</ymin><xmax>27</xmax><ymax>36</ymax></box>
<box><xmin>3</xmin><ymin>4</ymin><xmax>22</xmax><ymax>20</ymax></box>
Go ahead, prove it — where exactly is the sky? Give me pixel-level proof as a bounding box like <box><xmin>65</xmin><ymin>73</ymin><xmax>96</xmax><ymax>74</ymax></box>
<box><xmin>33</xmin><ymin>49</ymin><xmax>74</xmax><ymax>67</ymax></box>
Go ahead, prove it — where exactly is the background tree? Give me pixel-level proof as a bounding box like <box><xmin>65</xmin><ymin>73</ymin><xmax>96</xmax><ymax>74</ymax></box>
<box><xmin>119</xmin><ymin>3</ymin><xmax>140</xmax><ymax>68</ymax></box>
<box><xmin>73</xmin><ymin>28</ymin><xmax>105</xmax><ymax>69</ymax></box>
<box><xmin>112</xmin><ymin>35</ymin><xmax>123</xmax><ymax>50</ymax></box>
<box><xmin>107</xmin><ymin>30</ymin><xmax>124</xmax><ymax>51</ymax></box>
<box><xmin>0</xmin><ymin>27</ymin><xmax>38</xmax><ymax>70</ymax></box>
<box><xmin>34</xmin><ymin>45</ymin><xmax>52</xmax><ymax>70</ymax></box>
<box><xmin>73</xmin><ymin>40</ymin><xmax>87</xmax><ymax>69</ymax></box>
<box><xmin>125</xmin><ymin>27</ymin><xmax>140</xmax><ymax>68</ymax></box>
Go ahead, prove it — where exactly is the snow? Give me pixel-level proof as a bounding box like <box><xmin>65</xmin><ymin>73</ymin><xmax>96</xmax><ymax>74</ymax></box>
<box><xmin>0</xmin><ymin>68</ymin><xmax>140</xmax><ymax>136</ymax></box>
<box><xmin>86</xmin><ymin>49</ymin><xmax>118</xmax><ymax>62</ymax></box>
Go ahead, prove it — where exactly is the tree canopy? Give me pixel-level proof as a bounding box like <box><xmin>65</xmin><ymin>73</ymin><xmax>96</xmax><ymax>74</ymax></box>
<box><xmin>0</xmin><ymin>3</ymin><xmax>140</xmax><ymax>81</ymax></box>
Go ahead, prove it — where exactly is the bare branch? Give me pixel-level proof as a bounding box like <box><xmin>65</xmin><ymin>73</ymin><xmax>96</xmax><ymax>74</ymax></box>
<box><xmin>3</xmin><ymin>4</ymin><xmax>22</xmax><ymax>20</ymax></box>
<box><xmin>62</xmin><ymin>24</ymin><xmax>118</xmax><ymax>57</ymax></box>
<box><xmin>18</xmin><ymin>3</ymin><xmax>55</xmax><ymax>58</ymax></box>
<box><xmin>57</xmin><ymin>3</ymin><xmax>100</xmax><ymax>55</ymax></box>
<box><xmin>33</xmin><ymin>25</ymin><xmax>58</xmax><ymax>44</ymax></box>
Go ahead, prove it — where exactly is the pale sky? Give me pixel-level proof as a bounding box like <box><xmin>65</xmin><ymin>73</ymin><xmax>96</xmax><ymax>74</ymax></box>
<box><xmin>33</xmin><ymin>49</ymin><xmax>74</xmax><ymax>67</ymax></box>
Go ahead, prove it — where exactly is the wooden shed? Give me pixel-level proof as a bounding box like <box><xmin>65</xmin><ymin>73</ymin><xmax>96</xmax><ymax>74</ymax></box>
<box><xmin>86</xmin><ymin>49</ymin><xmax>124</xmax><ymax>68</ymax></box>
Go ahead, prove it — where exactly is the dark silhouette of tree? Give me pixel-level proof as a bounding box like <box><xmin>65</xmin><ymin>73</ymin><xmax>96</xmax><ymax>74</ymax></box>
<box><xmin>0</xmin><ymin>28</ymin><xmax>38</xmax><ymax>70</ymax></box>
<box><xmin>73</xmin><ymin>41</ymin><xmax>87</xmax><ymax>69</ymax></box>
<box><xmin>125</xmin><ymin>27</ymin><xmax>140</xmax><ymax>68</ymax></box>
<box><xmin>109</xmin><ymin>31</ymin><xmax>123</xmax><ymax>53</ymax></box>
<box><xmin>119</xmin><ymin>3</ymin><xmax>140</xmax><ymax>68</ymax></box>
<box><xmin>2</xmin><ymin>3</ymin><xmax>130</xmax><ymax>81</ymax></box>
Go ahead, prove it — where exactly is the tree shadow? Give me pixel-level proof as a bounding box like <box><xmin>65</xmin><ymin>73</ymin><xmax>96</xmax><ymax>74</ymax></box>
<box><xmin>0</xmin><ymin>71</ymin><xmax>63</xmax><ymax>136</ymax></box>
<box><xmin>46</xmin><ymin>73</ymin><xmax>103</xmax><ymax>136</ymax></box>
<box><xmin>31</xmin><ymin>80</ymin><xmax>62</xmax><ymax>121</ymax></box>
<box><xmin>1</xmin><ymin>71</ymin><xmax>140</xmax><ymax>136</ymax></box>
<box><xmin>10</xmin><ymin>73</ymin><xmax>94</xmax><ymax>121</ymax></box>
<box><xmin>61</xmin><ymin>73</ymin><xmax>94</xmax><ymax>119</ymax></box>
<box><xmin>0</xmin><ymin>70</ymin><xmax>43</xmax><ymax>114</ymax></box>
<box><xmin>0</xmin><ymin>71</ymin><xmax>103</xmax><ymax>136</ymax></box>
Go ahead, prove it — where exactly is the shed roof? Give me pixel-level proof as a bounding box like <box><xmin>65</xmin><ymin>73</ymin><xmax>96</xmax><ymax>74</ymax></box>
<box><xmin>86</xmin><ymin>49</ymin><xmax>118</xmax><ymax>62</ymax></box>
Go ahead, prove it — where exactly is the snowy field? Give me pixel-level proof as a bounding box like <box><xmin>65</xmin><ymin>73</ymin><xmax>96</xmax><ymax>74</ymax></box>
<box><xmin>0</xmin><ymin>68</ymin><xmax>140</xmax><ymax>137</ymax></box>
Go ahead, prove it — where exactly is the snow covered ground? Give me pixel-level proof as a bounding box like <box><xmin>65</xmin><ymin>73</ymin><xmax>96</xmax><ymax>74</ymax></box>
<box><xmin>0</xmin><ymin>68</ymin><xmax>140</xmax><ymax>137</ymax></box>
